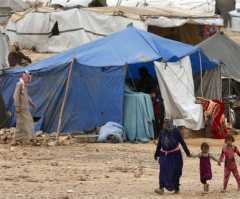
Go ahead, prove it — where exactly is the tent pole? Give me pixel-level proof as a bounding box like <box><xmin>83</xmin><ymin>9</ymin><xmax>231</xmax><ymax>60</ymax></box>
<box><xmin>199</xmin><ymin>51</ymin><xmax>203</xmax><ymax>97</ymax></box>
<box><xmin>56</xmin><ymin>59</ymin><xmax>74</xmax><ymax>138</ymax></box>
<box><xmin>228</xmin><ymin>78</ymin><xmax>232</xmax><ymax>128</ymax></box>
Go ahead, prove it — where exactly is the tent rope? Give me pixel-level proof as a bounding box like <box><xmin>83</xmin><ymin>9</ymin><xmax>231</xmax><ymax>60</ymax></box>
<box><xmin>56</xmin><ymin>59</ymin><xmax>74</xmax><ymax>138</ymax></box>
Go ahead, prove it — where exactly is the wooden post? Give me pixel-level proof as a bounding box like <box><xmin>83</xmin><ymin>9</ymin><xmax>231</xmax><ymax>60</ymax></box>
<box><xmin>56</xmin><ymin>59</ymin><xmax>74</xmax><ymax>138</ymax></box>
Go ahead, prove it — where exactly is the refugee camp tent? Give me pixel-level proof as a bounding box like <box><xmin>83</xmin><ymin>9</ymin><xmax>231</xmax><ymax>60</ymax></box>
<box><xmin>88</xmin><ymin>6</ymin><xmax>223</xmax><ymax>45</ymax></box>
<box><xmin>0</xmin><ymin>0</ymin><xmax>29</xmax><ymax>24</ymax></box>
<box><xmin>0</xmin><ymin>32</ymin><xmax>9</xmax><ymax>70</ymax></box>
<box><xmin>6</xmin><ymin>8</ymin><xmax>146</xmax><ymax>53</ymax></box>
<box><xmin>106</xmin><ymin>0</ymin><xmax>216</xmax><ymax>16</ymax></box>
<box><xmin>197</xmin><ymin>32</ymin><xmax>240</xmax><ymax>99</ymax></box>
<box><xmin>0</xmin><ymin>26</ymin><xmax>215</xmax><ymax>134</ymax></box>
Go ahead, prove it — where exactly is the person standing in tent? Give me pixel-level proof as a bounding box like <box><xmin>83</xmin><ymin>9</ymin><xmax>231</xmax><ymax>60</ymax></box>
<box><xmin>13</xmin><ymin>71</ymin><xmax>35</xmax><ymax>145</ymax></box>
<box><xmin>138</xmin><ymin>67</ymin><xmax>155</xmax><ymax>94</ymax></box>
<box><xmin>154</xmin><ymin>119</ymin><xmax>191</xmax><ymax>194</ymax></box>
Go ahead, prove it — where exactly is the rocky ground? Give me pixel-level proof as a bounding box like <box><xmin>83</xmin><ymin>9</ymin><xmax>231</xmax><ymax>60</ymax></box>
<box><xmin>0</xmin><ymin>136</ymin><xmax>240</xmax><ymax>199</ymax></box>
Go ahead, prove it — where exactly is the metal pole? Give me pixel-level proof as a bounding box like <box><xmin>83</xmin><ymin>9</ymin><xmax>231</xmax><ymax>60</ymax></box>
<box><xmin>56</xmin><ymin>59</ymin><xmax>74</xmax><ymax>137</ymax></box>
<box><xmin>228</xmin><ymin>78</ymin><xmax>232</xmax><ymax>127</ymax></box>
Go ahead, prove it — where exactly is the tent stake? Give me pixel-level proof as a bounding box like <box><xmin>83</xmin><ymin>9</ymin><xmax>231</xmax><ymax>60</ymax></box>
<box><xmin>56</xmin><ymin>59</ymin><xmax>74</xmax><ymax>139</ymax></box>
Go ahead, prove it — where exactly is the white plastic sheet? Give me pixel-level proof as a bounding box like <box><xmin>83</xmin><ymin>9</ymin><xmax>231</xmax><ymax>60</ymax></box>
<box><xmin>6</xmin><ymin>9</ymin><xmax>146</xmax><ymax>53</ymax></box>
<box><xmin>154</xmin><ymin>57</ymin><xmax>204</xmax><ymax>130</ymax></box>
<box><xmin>50</xmin><ymin>0</ymin><xmax>92</xmax><ymax>7</ymax></box>
<box><xmin>107</xmin><ymin>0</ymin><xmax>216</xmax><ymax>16</ymax></box>
<box><xmin>145</xmin><ymin>17</ymin><xmax>223</xmax><ymax>28</ymax></box>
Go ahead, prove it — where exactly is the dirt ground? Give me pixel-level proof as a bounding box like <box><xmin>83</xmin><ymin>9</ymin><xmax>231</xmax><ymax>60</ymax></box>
<box><xmin>1</xmin><ymin>136</ymin><xmax>240</xmax><ymax>199</ymax></box>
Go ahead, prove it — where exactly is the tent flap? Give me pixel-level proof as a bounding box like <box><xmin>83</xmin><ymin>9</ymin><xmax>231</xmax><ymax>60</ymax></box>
<box><xmin>154</xmin><ymin>57</ymin><xmax>204</xmax><ymax>130</ymax></box>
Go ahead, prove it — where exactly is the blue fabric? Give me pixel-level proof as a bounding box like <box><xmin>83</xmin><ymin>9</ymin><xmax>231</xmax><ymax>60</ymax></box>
<box><xmin>123</xmin><ymin>89</ymin><xmax>155</xmax><ymax>142</ymax></box>
<box><xmin>127</xmin><ymin>62</ymin><xmax>156</xmax><ymax>79</ymax></box>
<box><xmin>0</xmin><ymin>64</ymin><xmax>126</xmax><ymax>133</ymax></box>
<box><xmin>3</xmin><ymin>26</ymin><xmax>214</xmax><ymax>75</ymax></box>
<box><xmin>0</xmin><ymin>26</ymin><xmax>216</xmax><ymax>133</ymax></box>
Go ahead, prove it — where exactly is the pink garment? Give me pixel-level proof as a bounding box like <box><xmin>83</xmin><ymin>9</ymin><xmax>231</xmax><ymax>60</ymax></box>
<box><xmin>220</xmin><ymin>145</ymin><xmax>240</xmax><ymax>189</ymax></box>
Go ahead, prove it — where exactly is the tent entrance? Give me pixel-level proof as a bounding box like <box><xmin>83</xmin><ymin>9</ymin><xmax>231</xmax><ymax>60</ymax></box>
<box><xmin>148</xmin><ymin>24</ymin><xmax>208</xmax><ymax>45</ymax></box>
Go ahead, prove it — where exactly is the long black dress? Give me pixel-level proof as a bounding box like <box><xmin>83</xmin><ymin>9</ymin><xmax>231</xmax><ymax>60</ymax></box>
<box><xmin>154</xmin><ymin>128</ymin><xmax>190</xmax><ymax>191</ymax></box>
<box><xmin>0</xmin><ymin>93</ymin><xmax>10</xmax><ymax>128</ymax></box>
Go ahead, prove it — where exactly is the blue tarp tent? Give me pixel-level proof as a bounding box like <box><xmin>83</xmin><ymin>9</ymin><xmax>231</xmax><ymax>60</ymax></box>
<box><xmin>0</xmin><ymin>26</ymin><xmax>216</xmax><ymax>133</ymax></box>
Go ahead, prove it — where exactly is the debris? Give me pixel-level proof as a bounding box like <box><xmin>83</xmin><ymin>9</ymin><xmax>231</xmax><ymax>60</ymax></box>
<box><xmin>58</xmin><ymin>135</ymin><xmax>72</xmax><ymax>145</ymax></box>
<box><xmin>0</xmin><ymin>128</ymin><xmax>15</xmax><ymax>144</ymax></box>
<box><xmin>51</xmin><ymin>162</ymin><xmax>59</xmax><ymax>167</ymax></box>
<box><xmin>10</xmin><ymin>146</ymin><xmax>16</xmax><ymax>152</ymax></box>
<box><xmin>2</xmin><ymin>165</ymin><xmax>12</xmax><ymax>169</ymax></box>
<box><xmin>60</xmin><ymin>196</ymin><xmax>69</xmax><ymax>199</ymax></box>
<box><xmin>22</xmin><ymin>152</ymin><xmax>28</xmax><ymax>156</ymax></box>
<box><xmin>79</xmin><ymin>176</ymin><xmax>87</xmax><ymax>181</ymax></box>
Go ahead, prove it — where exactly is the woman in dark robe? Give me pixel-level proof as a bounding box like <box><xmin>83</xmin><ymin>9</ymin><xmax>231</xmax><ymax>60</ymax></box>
<box><xmin>154</xmin><ymin>119</ymin><xmax>191</xmax><ymax>194</ymax></box>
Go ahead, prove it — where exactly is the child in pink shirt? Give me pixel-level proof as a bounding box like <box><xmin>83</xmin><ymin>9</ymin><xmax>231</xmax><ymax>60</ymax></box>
<box><xmin>219</xmin><ymin>134</ymin><xmax>240</xmax><ymax>192</ymax></box>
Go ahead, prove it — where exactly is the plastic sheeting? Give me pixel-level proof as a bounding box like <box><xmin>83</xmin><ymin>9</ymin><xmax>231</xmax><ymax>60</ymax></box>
<box><xmin>145</xmin><ymin>17</ymin><xmax>223</xmax><ymax>28</ymax></box>
<box><xmin>107</xmin><ymin>0</ymin><xmax>216</xmax><ymax>16</ymax></box>
<box><xmin>198</xmin><ymin>32</ymin><xmax>240</xmax><ymax>83</ymax></box>
<box><xmin>97</xmin><ymin>122</ymin><xmax>126</xmax><ymax>143</ymax></box>
<box><xmin>50</xmin><ymin>0</ymin><xmax>93</xmax><ymax>7</ymax></box>
<box><xmin>155</xmin><ymin>57</ymin><xmax>204</xmax><ymax>130</ymax></box>
<box><xmin>6</xmin><ymin>9</ymin><xmax>146</xmax><ymax>53</ymax></box>
<box><xmin>195</xmin><ymin>66</ymin><xmax>222</xmax><ymax>99</ymax></box>
<box><xmin>0</xmin><ymin>33</ymin><xmax>9</xmax><ymax>70</ymax></box>
<box><xmin>123</xmin><ymin>89</ymin><xmax>154</xmax><ymax>142</ymax></box>
<box><xmin>0</xmin><ymin>0</ymin><xmax>28</xmax><ymax>11</ymax></box>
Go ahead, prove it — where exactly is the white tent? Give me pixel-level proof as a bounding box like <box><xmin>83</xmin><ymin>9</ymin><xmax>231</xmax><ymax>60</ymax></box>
<box><xmin>0</xmin><ymin>0</ymin><xmax>28</xmax><ymax>11</ymax></box>
<box><xmin>49</xmin><ymin>0</ymin><xmax>94</xmax><ymax>7</ymax></box>
<box><xmin>107</xmin><ymin>0</ymin><xmax>216</xmax><ymax>16</ymax></box>
<box><xmin>0</xmin><ymin>0</ymin><xmax>29</xmax><ymax>24</ymax></box>
<box><xmin>6</xmin><ymin>8</ymin><xmax>146</xmax><ymax>53</ymax></box>
<box><xmin>0</xmin><ymin>33</ymin><xmax>9</xmax><ymax>70</ymax></box>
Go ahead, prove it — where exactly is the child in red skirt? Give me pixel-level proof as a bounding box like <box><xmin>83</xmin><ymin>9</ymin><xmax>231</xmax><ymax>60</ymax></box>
<box><xmin>192</xmin><ymin>143</ymin><xmax>220</xmax><ymax>193</ymax></box>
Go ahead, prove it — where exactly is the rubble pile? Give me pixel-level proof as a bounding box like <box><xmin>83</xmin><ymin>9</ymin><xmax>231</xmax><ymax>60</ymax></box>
<box><xmin>0</xmin><ymin>128</ymin><xmax>15</xmax><ymax>144</ymax></box>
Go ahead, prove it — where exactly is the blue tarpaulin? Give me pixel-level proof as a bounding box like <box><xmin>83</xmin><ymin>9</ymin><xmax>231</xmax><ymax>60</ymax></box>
<box><xmin>0</xmin><ymin>26</ymin><xmax>217</xmax><ymax>133</ymax></box>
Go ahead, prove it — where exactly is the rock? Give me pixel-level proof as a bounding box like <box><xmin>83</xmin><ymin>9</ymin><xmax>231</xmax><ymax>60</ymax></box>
<box><xmin>79</xmin><ymin>176</ymin><xmax>87</xmax><ymax>181</ymax></box>
<box><xmin>48</xmin><ymin>141</ymin><xmax>58</xmax><ymax>147</ymax></box>
<box><xmin>2</xmin><ymin>165</ymin><xmax>12</xmax><ymax>169</ymax></box>
<box><xmin>105</xmin><ymin>175</ymin><xmax>110</xmax><ymax>178</ymax></box>
<box><xmin>51</xmin><ymin>162</ymin><xmax>59</xmax><ymax>167</ymax></box>
<box><xmin>96</xmin><ymin>148</ymin><xmax>100</xmax><ymax>152</ymax></box>
<box><xmin>10</xmin><ymin>146</ymin><xmax>16</xmax><ymax>152</ymax></box>
<box><xmin>60</xmin><ymin>196</ymin><xmax>69</xmax><ymax>199</ymax></box>
<box><xmin>22</xmin><ymin>152</ymin><xmax>28</xmax><ymax>156</ymax></box>
<box><xmin>67</xmin><ymin>189</ymin><xmax>74</xmax><ymax>193</ymax></box>
<box><xmin>58</xmin><ymin>136</ymin><xmax>72</xmax><ymax>145</ymax></box>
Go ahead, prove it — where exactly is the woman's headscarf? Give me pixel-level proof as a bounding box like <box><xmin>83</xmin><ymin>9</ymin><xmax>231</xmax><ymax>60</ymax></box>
<box><xmin>163</xmin><ymin>119</ymin><xmax>174</xmax><ymax>132</ymax></box>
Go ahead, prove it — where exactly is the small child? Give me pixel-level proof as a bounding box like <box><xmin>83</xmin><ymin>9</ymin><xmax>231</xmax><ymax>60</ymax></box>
<box><xmin>219</xmin><ymin>134</ymin><xmax>240</xmax><ymax>192</ymax></box>
<box><xmin>192</xmin><ymin>142</ymin><xmax>219</xmax><ymax>193</ymax></box>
